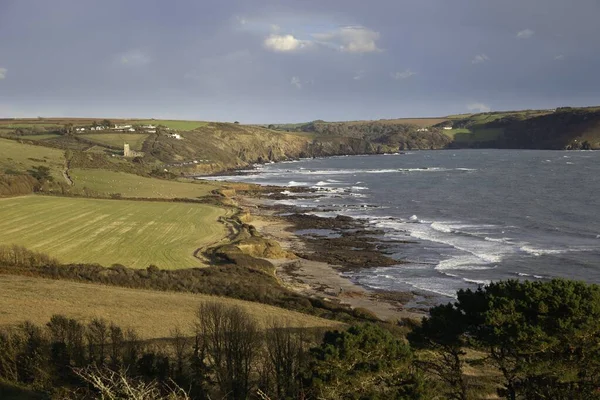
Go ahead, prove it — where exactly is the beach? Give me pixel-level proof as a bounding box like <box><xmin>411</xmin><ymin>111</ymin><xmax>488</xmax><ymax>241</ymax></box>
<box><xmin>235</xmin><ymin>191</ymin><xmax>426</xmax><ymax>321</ymax></box>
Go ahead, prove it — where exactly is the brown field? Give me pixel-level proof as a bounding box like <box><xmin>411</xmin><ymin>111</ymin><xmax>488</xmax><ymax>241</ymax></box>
<box><xmin>0</xmin><ymin>274</ymin><xmax>342</xmax><ymax>339</ymax></box>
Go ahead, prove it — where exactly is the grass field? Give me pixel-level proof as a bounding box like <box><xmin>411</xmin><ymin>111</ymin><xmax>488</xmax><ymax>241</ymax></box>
<box><xmin>80</xmin><ymin>133</ymin><xmax>149</xmax><ymax>150</ymax></box>
<box><xmin>130</xmin><ymin>119</ymin><xmax>209</xmax><ymax>130</ymax></box>
<box><xmin>70</xmin><ymin>168</ymin><xmax>219</xmax><ymax>198</ymax></box>
<box><xmin>18</xmin><ymin>134</ymin><xmax>63</xmax><ymax>141</ymax></box>
<box><xmin>0</xmin><ymin>196</ymin><xmax>228</xmax><ymax>269</ymax></box>
<box><xmin>0</xmin><ymin>138</ymin><xmax>65</xmax><ymax>180</ymax></box>
<box><xmin>0</xmin><ymin>275</ymin><xmax>341</xmax><ymax>339</ymax></box>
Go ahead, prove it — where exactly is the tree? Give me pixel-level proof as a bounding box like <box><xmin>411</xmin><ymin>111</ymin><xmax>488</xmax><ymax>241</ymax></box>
<box><xmin>63</xmin><ymin>123</ymin><xmax>74</xmax><ymax>136</ymax></box>
<box><xmin>86</xmin><ymin>319</ymin><xmax>109</xmax><ymax>365</ymax></box>
<box><xmin>416</xmin><ymin>279</ymin><xmax>600</xmax><ymax>400</ymax></box>
<box><xmin>27</xmin><ymin>165</ymin><xmax>53</xmax><ymax>183</ymax></box>
<box><xmin>264</xmin><ymin>319</ymin><xmax>310</xmax><ymax>399</ymax></box>
<box><xmin>408</xmin><ymin>304</ymin><xmax>469</xmax><ymax>400</ymax></box>
<box><xmin>72</xmin><ymin>365</ymin><xmax>191</xmax><ymax>400</ymax></box>
<box><xmin>195</xmin><ymin>302</ymin><xmax>262</xmax><ymax>400</ymax></box>
<box><xmin>305</xmin><ymin>324</ymin><xmax>430</xmax><ymax>399</ymax></box>
<box><xmin>101</xmin><ymin>119</ymin><xmax>112</xmax><ymax>128</ymax></box>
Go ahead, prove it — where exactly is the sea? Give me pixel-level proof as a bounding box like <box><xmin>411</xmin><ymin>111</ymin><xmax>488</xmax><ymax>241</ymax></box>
<box><xmin>201</xmin><ymin>150</ymin><xmax>600</xmax><ymax>305</ymax></box>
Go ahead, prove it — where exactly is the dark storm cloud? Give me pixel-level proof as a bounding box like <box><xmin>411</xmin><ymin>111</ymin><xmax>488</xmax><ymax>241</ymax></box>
<box><xmin>0</xmin><ymin>0</ymin><xmax>598</xmax><ymax>122</ymax></box>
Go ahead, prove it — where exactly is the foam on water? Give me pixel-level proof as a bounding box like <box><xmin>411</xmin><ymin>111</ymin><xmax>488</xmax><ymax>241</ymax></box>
<box><xmin>520</xmin><ymin>246</ymin><xmax>568</xmax><ymax>256</ymax></box>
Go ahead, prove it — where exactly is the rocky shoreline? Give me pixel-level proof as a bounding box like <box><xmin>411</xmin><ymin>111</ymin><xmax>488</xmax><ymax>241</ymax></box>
<box><xmin>232</xmin><ymin>185</ymin><xmax>428</xmax><ymax>321</ymax></box>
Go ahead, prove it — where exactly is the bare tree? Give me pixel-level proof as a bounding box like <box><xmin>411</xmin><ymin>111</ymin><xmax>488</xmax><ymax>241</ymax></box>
<box><xmin>87</xmin><ymin>318</ymin><xmax>109</xmax><ymax>365</ymax></box>
<box><xmin>196</xmin><ymin>302</ymin><xmax>262</xmax><ymax>400</ymax></box>
<box><xmin>264</xmin><ymin>319</ymin><xmax>309</xmax><ymax>399</ymax></box>
<box><xmin>170</xmin><ymin>327</ymin><xmax>189</xmax><ymax>378</ymax></box>
<box><xmin>73</xmin><ymin>365</ymin><xmax>190</xmax><ymax>400</ymax></box>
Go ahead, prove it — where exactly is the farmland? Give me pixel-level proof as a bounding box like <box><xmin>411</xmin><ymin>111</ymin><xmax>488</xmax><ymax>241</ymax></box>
<box><xmin>0</xmin><ymin>274</ymin><xmax>341</xmax><ymax>339</ymax></box>
<box><xmin>0</xmin><ymin>196</ymin><xmax>228</xmax><ymax>269</ymax></box>
<box><xmin>0</xmin><ymin>138</ymin><xmax>66</xmax><ymax>180</ymax></box>
<box><xmin>70</xmin><ymin>168</ymin><xmax>219</xmax><ymax>198</ymax></box>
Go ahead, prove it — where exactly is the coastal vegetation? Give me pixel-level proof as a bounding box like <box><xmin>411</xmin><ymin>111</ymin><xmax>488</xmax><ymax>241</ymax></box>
<box><xmin>2</xmin><ymin>279</ymin><xmax>600</xmax><ymax>399</ymax></box>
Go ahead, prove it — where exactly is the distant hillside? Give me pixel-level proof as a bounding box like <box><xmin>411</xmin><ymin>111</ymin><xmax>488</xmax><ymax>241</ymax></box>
<box><xmin>0</xmin><ymin>119</ymin><xmax>448</xmax><ymax>178</ymax></box>
<box><xmin>443</xmin><ymin>107</ymin><xmax>600</xmax><ymax>149</ymax></box>
<box><xmin>1</xmin><ymin>106</ymin><xmax>598</xmax><ymax>183</ymax></box>
<box><xmin>270</xmin><ymin>106</ymin><xmax>600</xmax><ymax>151</ymax></box>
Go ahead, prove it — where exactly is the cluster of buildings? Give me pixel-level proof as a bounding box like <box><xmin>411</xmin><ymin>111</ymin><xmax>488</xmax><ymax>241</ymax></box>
<box><xmin>75</xmin><ymin>124</ymin><xmax>159</xmax><ymax>133</ymax></box>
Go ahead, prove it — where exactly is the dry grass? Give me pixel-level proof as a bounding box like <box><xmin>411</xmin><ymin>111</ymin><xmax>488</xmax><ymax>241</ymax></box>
<box><xmin>0</xmin><ymin>274</ymin><xmax>341</xmax><ymax>339</ymax></box>
<box><xmin>0</xmin><ymin>196</ymin><xmax>228</xmax><ymax>269</ymax></box>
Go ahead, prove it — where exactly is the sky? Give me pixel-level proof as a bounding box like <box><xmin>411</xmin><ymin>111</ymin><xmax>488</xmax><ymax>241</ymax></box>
<box><xmin>1</xmin><ymin>0</ymin><xmax>599</xmax><ymax>123</ymax></box>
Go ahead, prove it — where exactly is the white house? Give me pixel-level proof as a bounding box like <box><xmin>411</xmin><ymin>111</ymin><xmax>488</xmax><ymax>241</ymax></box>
<box><xmin>443</xmin><ymin>126</ymin><xmax>453</xmax><ymax>130</ymax></box>
<box><xmin>142</xmin><ymin>124</ymin><xmax>156</xmax><ymax>129</ymax></box>
<box><xmin>416</xmin><ymin>128</ymin><xmax>429</xmax><ymax>132</ymax></box>
<box><xmin>148</xmin><ymin>130</ymin><xmax>156</xmax><ymax>133</ymax></box>
<box><xmin>75</xmin><ymin>127</ymin><xmax>87</xmax><ymax>132</ymax></box>
<box><xmin>168</xmin><ymin>133</ymin><xmax>182</xmax><ymax>140</ymax></box>
<box><xmin>114</xmin><ymin>124</ymin><xmax>133</xmax><ymax>130</ymax></box>
<box><xmin>90</xmin><ymin>126</ymin><xmax>105</xmax><ymax>131</ymax></box>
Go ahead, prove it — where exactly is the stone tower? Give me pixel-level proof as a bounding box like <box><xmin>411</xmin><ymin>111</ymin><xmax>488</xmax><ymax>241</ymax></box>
<box><xmin>124</xmin><ymin>143</ymin><xmax>131</xmax><ymax>157</ymax></box>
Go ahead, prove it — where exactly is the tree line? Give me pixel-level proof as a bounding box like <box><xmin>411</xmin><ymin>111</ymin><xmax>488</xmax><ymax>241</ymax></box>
<box><xmin>3</xmin><ymin>278</ymin><xmax>600</xmax><ymax>399</ymax></box>
<box><xmin>0</xmin><ymin>303</ymin><xmax>427</xmax><ymax>400</ymax></box>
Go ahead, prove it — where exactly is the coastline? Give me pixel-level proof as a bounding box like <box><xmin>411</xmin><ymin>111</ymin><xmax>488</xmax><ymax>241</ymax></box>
<box><xmin>232</xmin><ymin>188</ymin><xmax>426</xmax><ymax>321</ymax></box>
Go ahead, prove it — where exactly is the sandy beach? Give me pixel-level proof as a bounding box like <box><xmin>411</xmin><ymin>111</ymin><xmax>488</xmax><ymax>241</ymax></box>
<box><xmin>237</xmin><ymin>194</ymin><xmax>425</xmax><ymax>322</ymax></box>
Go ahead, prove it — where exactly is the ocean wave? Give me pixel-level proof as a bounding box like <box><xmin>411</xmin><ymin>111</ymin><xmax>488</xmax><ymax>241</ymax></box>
<box><xmin>463</xmin><ymin>278</ymin><xmax>491</xmax><ymax>285</ymax></box>
<box><xmin>287</xmin><ymin>181</ymin><xmax>309</xmax><ymax>187</ymax></box>
<box><xmin>520</xmin><ymin>246</ymin><xmax>567</xmax><ymax>256</ymax></box>
<box><xmin>484</xmin><ymin>236</ymin><xmax>513</xmax><ymax>243</ymax></box>
<box><xmin>435</xmin><ymin>256</ymin><xmax>497</xmax><ymax>271</ymax></box>
<box><xmin>516</xmin><ymin>272</ymin><xmax>546</xmax><ymax>279</ymax></box>
<box><xmin>264</xmin><ymin>167</ymin><xmax>477</xmax><ymax>176</ymax></box>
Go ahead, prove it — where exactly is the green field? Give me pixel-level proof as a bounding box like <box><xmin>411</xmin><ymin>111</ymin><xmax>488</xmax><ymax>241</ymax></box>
<box><xmin>0</xmin><ymin>196</ymin><xmax>228</xmax><ymax>269</ymax></box>
<box><xmin>0</xmin><ymin>138</ymin><xmax>65</xmax><ymax>180</ymax></box>
<box><xmin>80</xmin><ymin>133</ymin><xmax>149</xmax><ymax>150</ymax></box>
<box><xmin>70</xmin><ymin>168</ymin><xmax>219</xmax><ymax>198</ymax></box>
<box><xmin>130</xmin><ymin>119</ymin><xmax>209</xmax><ymax>130</ymax></box>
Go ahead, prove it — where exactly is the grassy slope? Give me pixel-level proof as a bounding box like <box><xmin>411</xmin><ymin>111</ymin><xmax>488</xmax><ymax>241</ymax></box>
<box><xmin>0</xmin><ymin>274</ymin><xmax>341</xmax><ymax>339</ymax></box>
<box><xmin>0</xmin><ymin>138</ymin><xmax>66</xmax><ymax>180</ymax></box>
<box><xmin>0</xmin><ymin>196</ymin><xmax>228</xmax><ymax>269</ymax></box>
<box><xmin>80</xmin><ymin>133</ymin><xmax>149</xmax><ymax>150</ymax></box>
<box><xmin>70</xmin><ymin>168</ymin><xmax>219</xmax><ymax>198</ymax></box>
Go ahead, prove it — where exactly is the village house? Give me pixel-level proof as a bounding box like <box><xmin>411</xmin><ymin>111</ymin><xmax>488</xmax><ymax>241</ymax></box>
<box><xmin>416</xmin><ymin>128</ymin><xmax>429</xmax><ymax>132</ymax></box>
<box><xmin>114</xmin><ymin>124</ymin><xmax>135</xmax><ymax>132</ymax></box>
<box><xmin>443</xmin><ymin>126</ymin><xmax>453</xmax><ymax>130</ymax></box>
<box><xmin>168</xmin><ymin>133</ymin><xmax>183</xmax><ymax>140</ymax></box>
